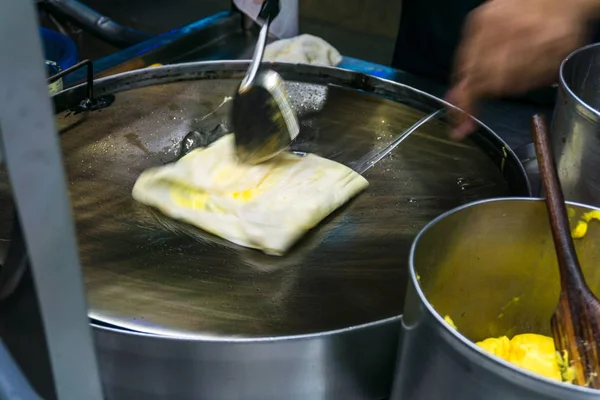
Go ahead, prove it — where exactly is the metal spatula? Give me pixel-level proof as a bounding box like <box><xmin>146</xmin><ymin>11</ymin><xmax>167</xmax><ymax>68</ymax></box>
<box><xmin>231</xmin><ymin>0</ymin><xmax>299</xmax><ymax>165</ymax></box>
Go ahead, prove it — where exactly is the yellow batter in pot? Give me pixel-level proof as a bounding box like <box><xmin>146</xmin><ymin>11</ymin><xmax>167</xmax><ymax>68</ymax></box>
<box><xmin>444</xmin><ymin>316</ymin><xmax>574</xmax><ymax>383</ymax></box>
<box><xmin>434</xmin><ymin>209</ymin><xmax>600</xmax><ymax>384</ymax></box>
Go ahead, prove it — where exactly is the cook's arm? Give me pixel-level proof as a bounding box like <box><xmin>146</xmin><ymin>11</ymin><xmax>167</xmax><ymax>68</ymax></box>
<box><xmin>446</xmin><ymin>0</ymin><xmax>600</xmax><ymax>139</ymax></box>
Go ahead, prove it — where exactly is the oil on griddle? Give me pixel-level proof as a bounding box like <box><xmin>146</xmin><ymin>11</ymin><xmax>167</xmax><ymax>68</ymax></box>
<box><xmin>0</xmin><ymin>78</ymin><xmax>511</xmax><ymax>338</ymax></box>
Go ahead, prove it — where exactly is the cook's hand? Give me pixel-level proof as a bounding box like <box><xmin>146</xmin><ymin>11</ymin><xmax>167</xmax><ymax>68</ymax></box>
<box><xmin>446</xmin><ymin>0</ymin><xmax>598</xmax><ymax>140</ymax></box>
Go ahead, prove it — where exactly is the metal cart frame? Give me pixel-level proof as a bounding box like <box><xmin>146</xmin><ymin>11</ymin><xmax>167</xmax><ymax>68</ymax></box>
<box><xmin>0</xmin><ymin>1</ymin><xmax>103</xmax><ymax>398</ymax></box>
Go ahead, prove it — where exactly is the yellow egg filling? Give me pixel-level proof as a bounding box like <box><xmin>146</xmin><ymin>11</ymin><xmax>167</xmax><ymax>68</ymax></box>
<box><xmin>443</xmin><ymin>315</ymin><xmax>574</xmax><ymax>383</ymax></box>
<box><xmin>571</xmin><ymin>210</ymin><xmax>600</xmax><ymax>239</ymax></box>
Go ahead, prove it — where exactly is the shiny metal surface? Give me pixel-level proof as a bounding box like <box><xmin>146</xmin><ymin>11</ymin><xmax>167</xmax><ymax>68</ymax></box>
<box><xmin>4</xmin><ymin>61</ymin><xmax>529</xmax><ymax>337</ymax></box>
<box><xmin>12</xmin><ymin>61</ymin><xmax>528</xmax><ymax>339</ymax></box>
<box><xmin>350</xmin><ymin>109</ymin><xmax>446</xmax><ymax>175</ymax></box>
<box><xmin>233</xmin><ymin>69</ymin><xmax>300</xmax><ymax>164</ymax></box>
<box><xmin>93</xmin><ymin>318</ymin><xmax>399</xmax><ymax>400</ymax></box>
<box><xmin>0</xmin><ymin>61</ymin><xmax>530</xmax><ymax>399</ymax></box>
<box><xmin>392</xmin><ymin>198</ymin><xmax>600</xmax><ymax>400</ymax></box>
<box><xmin>551</xmin><ymin>43</ymin><xmax>600</xmax><ymax>207</ymax></box>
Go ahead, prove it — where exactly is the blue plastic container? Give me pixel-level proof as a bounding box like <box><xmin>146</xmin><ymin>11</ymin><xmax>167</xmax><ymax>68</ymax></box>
<box><xmin>40</xmin><ymin>27</ymin><xmax>78</xmax><ymax>71</ymax></box>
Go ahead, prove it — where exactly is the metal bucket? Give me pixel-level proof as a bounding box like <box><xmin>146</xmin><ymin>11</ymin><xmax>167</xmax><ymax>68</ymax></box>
<box><xmin>551</xmin><ymin>43</ymin><xmax>600</xmax><ymax>206</ymax></box>
<box><xmin>391</xmin><ymin>198</ymin><xmax>600</xmax><ymax>400</ymax></box>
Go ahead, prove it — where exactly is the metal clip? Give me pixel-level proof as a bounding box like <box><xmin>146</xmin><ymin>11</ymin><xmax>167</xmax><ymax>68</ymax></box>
<box><xmin>47</xmin><ymin>59</ymin><xmax>114</xmax><ymax>112</ymax></box>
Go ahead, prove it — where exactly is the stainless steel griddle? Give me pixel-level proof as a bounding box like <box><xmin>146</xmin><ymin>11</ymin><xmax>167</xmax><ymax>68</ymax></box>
<box><xmin>0</xmin><ymin>61</ymin><xmax>530</xmax><ymax>399</ymax></box>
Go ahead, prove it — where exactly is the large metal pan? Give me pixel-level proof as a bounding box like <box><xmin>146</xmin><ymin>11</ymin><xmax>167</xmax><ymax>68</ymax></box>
<box><xmin>392</xmin><ymin>198</ymin><xmax>600</xmax><ymax>400</ymax></box>
<box><xmin>0</xmin><ymin>61</ymin><xmax>530</xmax><ymax>399</ymax></box>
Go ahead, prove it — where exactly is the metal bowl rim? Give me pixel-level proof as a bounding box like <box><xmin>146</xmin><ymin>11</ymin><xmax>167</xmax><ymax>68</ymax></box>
<box><xmin>409</xmin><ymin>196</ymin><xmax>600</xmax><ymax>394</ymax></box>
<box><xmin>559</xmin><ymin>42</ymin><xmax>600</xmax><ymax>123</ymax></box>
<box><xmin>55</xmin><ymin>59</ymin><xmax>530</xmax><ymax>195</ymax></box>
<box><xmin>90</xmin><ymin>314</ymin><xmax>401</xmax><ymax>342</ymax></box>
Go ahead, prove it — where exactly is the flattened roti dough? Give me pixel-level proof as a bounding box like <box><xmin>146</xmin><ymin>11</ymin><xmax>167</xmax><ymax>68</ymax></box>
<box><xmin>263</xmin><ymin>34</ymin><xmax>343</xmax><ymax>66</ymax></box>
<box><xmin>132</xmin><ymin>134</ymin><xmax>369</xmax><ymax>255</ymax></box>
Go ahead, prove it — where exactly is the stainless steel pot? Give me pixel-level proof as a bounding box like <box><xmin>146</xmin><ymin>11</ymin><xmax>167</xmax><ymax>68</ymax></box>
<box><xmin>551</xmin><ymin>43</ymin><xmax>600</xmax><ymax>206</ymax></box>
<box><xmin>391</xmin><ymin>198</ymin><xmax>600</xmax><ymax>400</ymax></box>
<box><xmin>93</xmin><ymin>319</ymin><xmax>399</xmax><ymax>400</ymax></box>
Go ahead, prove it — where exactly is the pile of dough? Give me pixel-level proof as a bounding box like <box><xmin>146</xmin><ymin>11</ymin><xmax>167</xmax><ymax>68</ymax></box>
<box><xmin>132</xmin><ymin>134</ymin><xmax>368</xmax><ymax>255</ymax></box>
<box><xmin>263</xmin><ymin>34</ymin><xmax>342</xmax><ymax>66</ymax></box>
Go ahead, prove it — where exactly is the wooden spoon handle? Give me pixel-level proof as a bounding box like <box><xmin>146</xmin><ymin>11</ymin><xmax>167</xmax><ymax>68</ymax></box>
<box><xmin>531</xmin><ymin>114</ymin><xmax>587</xmax><ymax>289</ymax></box>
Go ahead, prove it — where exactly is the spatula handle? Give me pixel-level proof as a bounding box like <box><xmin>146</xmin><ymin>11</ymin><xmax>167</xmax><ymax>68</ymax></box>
<box><xmin>258</xmin><ymin>0</ymin><xmax>280</xmax><ymax>21</ymax></box>
<box><xmin>241</xmin><ymin>0</ymin><xmax>280</xmax><ymax>91</ymax></box>
<box><xmin>531</xmin><ymin>114</ymin><xmax>587</xmax><ymax>289</ymax></box>
<box><xmin>241</xmin><ymin>19</ymin><xmax>270</xmax><ymax>91</ymax></box>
